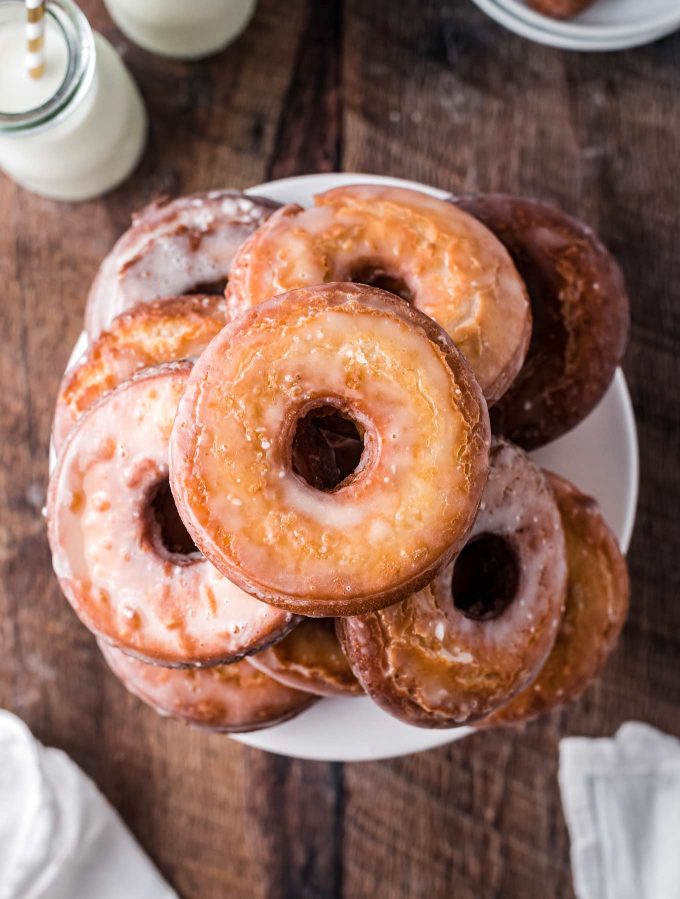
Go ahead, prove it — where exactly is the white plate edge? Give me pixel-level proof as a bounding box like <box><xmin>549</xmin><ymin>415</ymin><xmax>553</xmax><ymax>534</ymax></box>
<box><xmin>470</xmin><ymin>0</ymin><xmax>679</xmax><ymax>49</ymax></box>
<box><xmin>495</xmin><ymin>0</ymin><xmax>680</xmax><ymax>40</ymax></box>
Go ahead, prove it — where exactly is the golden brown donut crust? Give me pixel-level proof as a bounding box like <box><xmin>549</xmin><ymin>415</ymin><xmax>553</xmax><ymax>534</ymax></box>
<box><xmin>450</xmin><ymin>193</ymin><xmax>629</xmax><ymax>449</ymax></box>
<box><xmin>338</xmin><ymin>440</ymin><xmax>567</xmax><ymax>727</ymax></box>
<box><xmin>170</xmin><ymin>282</ymin><xmax>490</xmax><ymax>617</ymax></box>
<box><xmin>226</xmin><ymin>184</ymin><xmax>531</xmax><ymax>405</ymax></box>
<box><xmin>480</xmin><ymin>472</ymin><xmax>630</xmax><ymax>727</ymax></box>
<box><xmin>100</xmin><ymin>641</ymin><xmax>316</xmax><ymax>733</ymax></box>
<box><xmin>527</xmin><ymin>0</ymin><xmax>594</xmax><ymax>19</ymax></box>
<box><xmin>53</xmin><ymin>295</ymin><xmax>228</xmax><ymax>452</ymax></box>
<box><xmin>248</xmin><ymin>618</ymin><xmax>363</xmax><ymax>697</ymax></box>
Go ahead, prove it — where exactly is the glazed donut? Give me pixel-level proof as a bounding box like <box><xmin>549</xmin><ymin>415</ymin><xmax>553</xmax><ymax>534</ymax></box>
<box><xmin>527</xmin><ymin>0</ymin><xmax>594</xmax><ymax>19</ymax></box>
<box><xmin>171</xmin><ymin>282</ymin><xmax>490</xmax><ymax>617</ymax></box>
<box><xmin>53</xmin><ymin>295</ymin><xmax>228</xmax><ymax>452</ymax></box>
<box><xmin>481</xmin><ymin>472</ymin><xmax>629</xmax><ymax>726</ymax></box>
<box><xmin>226</xmin><ymin>184</ymin><xmax>531</xmax><ymax>404</ymax></box>
<box><xmin>450</xmin><ymin>193</ymin><xmax>629</xmax><ymax>449</ymax></box>
<box><xmin>99</xmin><ymin>641</ymin><xmax>315</xmax><ymax>732</ymax></box>
<box><xmin>85</xmin><ymin>190</ymin><xmax>279</xmax><ymax>338</ymax></box>
<box><xmin>47</xmin><ymin>362</ymin><xmax>295</xmax><ymax>667</ymax></box>
<box><xmin>248</xmin><ymin>619</ymin><xmax>362</xmax><ymax>697</ymax></box>
<box><xmin>338</xmin><ymin>439</ymin><xmax>567</xmax><ymax>727</ymax></box>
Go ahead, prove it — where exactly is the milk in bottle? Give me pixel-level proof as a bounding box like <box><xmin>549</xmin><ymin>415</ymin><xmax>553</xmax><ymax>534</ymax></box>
<box><xmin>0</xmin><ymin>0</ymin><xmax>147</xmax><ymax>201</ymax></box>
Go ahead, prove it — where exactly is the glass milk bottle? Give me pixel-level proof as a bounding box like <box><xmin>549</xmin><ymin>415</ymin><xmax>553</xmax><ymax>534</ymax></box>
<box><xmin>0</xmin><ymin>0</ymin><xmax>147</xmax><ymax>201</ymax></box>
<box><xmin>103</xmin><ymin>0</ymin><xmax>256</xmax><ymax>60</ymax></box>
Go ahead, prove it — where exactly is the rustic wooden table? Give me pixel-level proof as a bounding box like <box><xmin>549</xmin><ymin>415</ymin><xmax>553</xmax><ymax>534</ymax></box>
<box><xmin>1</xmin><ymin>1</ymin><xmax>679</xmax><ymax>897</ymax></box>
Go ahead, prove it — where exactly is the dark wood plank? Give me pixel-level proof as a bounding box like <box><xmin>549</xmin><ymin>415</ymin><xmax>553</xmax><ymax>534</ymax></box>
<box><xmin>267</xmin><ymin>0</ymin><xmax>343</xmax><ymax>179</ymax></box>
<box><xmin>1</xmin><ymin>1</ymin><xmax>679</xmax><ymax>898</ymax></box>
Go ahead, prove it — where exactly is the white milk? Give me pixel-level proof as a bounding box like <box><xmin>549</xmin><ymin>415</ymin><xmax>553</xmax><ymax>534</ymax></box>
<box><xmin>103</xmin><ymin>0</ymin><xmax>256</xmax><ymax>59</ymax></box>
<box><xmin>0</xmin><ymin>0</ymin><xmax>147</xmax><ymax>201</ymax></box>
<box><xmin>0</xmin><ymin>20</ymin><xmax>68</xmax><ymax>113</ymax></box>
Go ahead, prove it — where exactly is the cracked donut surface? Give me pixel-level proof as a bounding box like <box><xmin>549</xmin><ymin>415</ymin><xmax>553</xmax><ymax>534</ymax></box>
<box><xmin>248</xmin><ymin>618</ymin><xmax>362</xmax><ymax>697</ymax></box>
<box><xmin>86</xmin><ymin>190</ymin><xmax>279</xmax><ymax>338</ymax></box>
<box><xmin>226</xmin><ymin>184</ymin><xmax>531</xmax><ymax>404</ymax></box>
<box><xmin>48</xmin><ymin>362</ymin><xmax>295</xmax><ymax>667</ymax></box>
<box><xmin>338</xmin><ymin>439</ymin><xmax>568</xmax><ymax>726</ymax></box>
<box><xmin>100</xmin><ymin>641</ymin><xmax>315</xmax><ymax>732</ymax></box>
<box><xmin>170</xmin><ymin>282</ymin><xmax>490</xmax><ymax>616</ymax></box>
<box><xmin>481</xmin><ymin>471</ymin><xmax>629</xmax><ymax>726</ymax></box>
<box><xmin>53</xmin><ymin>295</ymin><xmax>229</xmax><ymax>452</ymax></box>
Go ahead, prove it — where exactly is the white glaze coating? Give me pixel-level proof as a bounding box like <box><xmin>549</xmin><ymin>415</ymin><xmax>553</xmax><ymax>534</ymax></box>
<box><xmin>171</xmin><ymin>284</ymin><xmax>490</xmax><ymax>615</ymax></box>
<box><xmin>480</xmin><ymin>470</ymin><xmax>630</xmax><ymax>726</ymax></box>
<box><xmin>47</xmin><ymin>363</ymin><xmax>294</xmax><ymax>666</ymax></box>
<box><xmin>427</xmin><ymin>440</ymin><xmax>567</xmax><ymax>654</ymax></box>
<box><xmin>100</xmin><ymin>641</ymin><xmax>315</xmax><ymax>733</ymax></box>
<box><xmin>85</xmin><ymin>191</ymin><xmax>278</xmax><ymax>337</ymax></box>
<box><xmin>339</xmin><ymin>439</ymin><xmax>568</xmax><ymax>726</ymax></box>
<box><xmin>53</xmin><ymin>295</ymin><xmax>228</xmax><ymax>452</ymax></box>
<box><xmin>226</xmin><ymin>185</ymin><xmax>531</xmax><ymax>403</ymax></box>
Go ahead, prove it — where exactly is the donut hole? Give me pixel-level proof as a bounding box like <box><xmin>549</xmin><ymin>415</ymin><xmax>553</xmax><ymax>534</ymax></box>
<box><xmin>292</xmin><ymin>405</ymin><xmax>365</xmax><ymax>491</ymax></box>
<box><xmin>147</xmin><ymin>478</ymin><xmax>201</xmax><ymax>564</ymax></box>
<box><xmin>451</xmin><ymin>534</ymin><xmax>519</xmax><ymax>621</ymax></box>
<box><xmin>186</xmin><ymin>278</ymin><xmax>228</xmax><ymax>296</ymax></box>
<box><xmin>349</xmin><ymin>263</ymin><xmax>413</xmax><ymax>303</ymax></box>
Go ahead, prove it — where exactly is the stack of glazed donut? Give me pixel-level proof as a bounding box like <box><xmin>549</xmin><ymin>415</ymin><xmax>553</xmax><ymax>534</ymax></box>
<box><xmin>47</xmin><ymin>184</ymin><xmax>630</xmax><ymax>734</ymax></box>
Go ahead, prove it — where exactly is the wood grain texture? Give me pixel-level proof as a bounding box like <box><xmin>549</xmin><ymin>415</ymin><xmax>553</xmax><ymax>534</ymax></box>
<box><xmin>1</xmin><ymin>1</ymin><xmax>679</xmax><ymax>897</ymax></box>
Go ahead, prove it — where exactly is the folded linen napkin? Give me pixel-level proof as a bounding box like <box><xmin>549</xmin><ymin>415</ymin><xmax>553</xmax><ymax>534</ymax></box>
<box><xmin>0</xmin><ymin>709</ymin><xmax>178</xmax><ymax>899</ymax></box>
<box><xmin>559</xmin><ymin>722</ymin><xmax>680</xmax><ymax>899</ymax></box>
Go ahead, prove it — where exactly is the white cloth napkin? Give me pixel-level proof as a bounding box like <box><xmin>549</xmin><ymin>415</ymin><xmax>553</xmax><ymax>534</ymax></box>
<box><xmin>0</xmin><ymin>710</ymin><xmax>178</xmax><ymax>899</ymax></box>
<box><xmin>559</xmin><ymin>722</ymin><xmax>680</xmax><ymax>899</ymax></box>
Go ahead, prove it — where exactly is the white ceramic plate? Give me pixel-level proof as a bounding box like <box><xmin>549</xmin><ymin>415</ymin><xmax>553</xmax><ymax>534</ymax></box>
<box><xmin>470</xmin><ymin>0</ymin><xmax>679</xmax><ymax>50</ymax></box>
<box><xmin>56</xmin><ymin>173</ymin><xmax>638</xmax><ymax>762</ymax></box>
<box><xmin>231</xmin><ymin>173</ymin><xmax>639</xmax><ymax>761</ymax></box>
<box><xmin>497</xmin><ymin>0</ymin><xmax>680</xmax><ymax>39</ymax></box>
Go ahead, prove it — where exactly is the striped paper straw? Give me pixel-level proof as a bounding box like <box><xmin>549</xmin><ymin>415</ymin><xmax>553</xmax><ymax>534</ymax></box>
<box><xmin>26</xmin><ymin>0</ymin><xmax>46</xmax><ymax>80</ymax></box>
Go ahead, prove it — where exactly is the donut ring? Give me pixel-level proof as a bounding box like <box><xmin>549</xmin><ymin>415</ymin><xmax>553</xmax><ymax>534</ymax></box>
<box><xmin>248</xmin><ymin>619</ymin><xmax>362</xmax><ymax>697</ymax></box>
<box><xmin>171</xmin><ymin>282</ymin><xmax>490</xmax><ymax>617</ymax></box>
<box><xmin>226</xmin><ymin>184</ymin><xmax>531</xmax><ymax>404</ymax></box>
<box><xmin>47</xmin><ymin>362</ymin><xmax>295</xmax><ymax>667</ymax></box>
<box><xmin>53</xmin><ymin>295</ymin><xmax>228</xmax><ymax>452</ymax></box>
<box><xmin>450</xmin><ymin>193</ymin><xmax>629</xmax><ymax>449</ymax></box>
<box><xmin>481</xmin><ymin>472</ymin><xmax>629</xmax><ymax>727</ymax></box>
<box><xmin>338</xmin><ymin>439</ymin><xmax>567</xmax><ymax>727</ymax></box>
<box><xmin>85</xmin><ymin>190</ymin><xmax>279</xmax><ymax>338</ymax></box>
<box><xmin>100</xmin><ymin>641</ymin><xmax>315</xmax><ymax>732</ymax></box>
